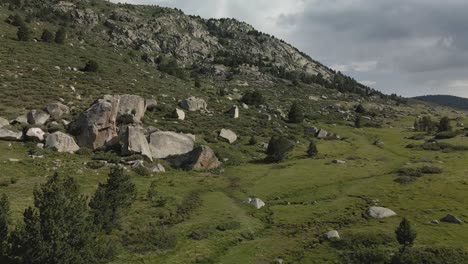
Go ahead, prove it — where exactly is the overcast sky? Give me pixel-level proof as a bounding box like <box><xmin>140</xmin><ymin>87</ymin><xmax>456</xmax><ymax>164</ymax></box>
<box><xmin>112</xmin><ymin>0</ymin><xmax>468</xmax><ymax>98</ymax></box>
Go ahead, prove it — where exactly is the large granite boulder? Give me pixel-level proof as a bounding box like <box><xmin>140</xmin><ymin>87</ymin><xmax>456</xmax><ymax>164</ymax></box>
<box><xmin>122</xmin><ymin>126</ymin><xmax>152</xmax><ymax>161</ymax></box>
<box><xmin>45</xmin><ymin>132</ymin><xmax>79</xmax><ymax>153</ymax></box>
<box><xmin>12</xmin><ymin>115</ymin><xmax>27</xmax><ymax>125</ymax></box>
<box><xmin>27</xmin><ymin>110</ymin><xmax>50</xmax><ymax>125</ymax></box>
<box><xmin>45</xmin><ymin>102</ymin><xmax>70</xmax><ymax>118</ymax></box>
<box><xmin>168</xmin><ymin>145</ymin><xmax>221</xmax><ymax>171</ymax></box>
<box><xmin>26</xmin><ymin>128</ymin><xmax>46</xmax><ymax>142</ymax></box>
<box><xmin>248</xmin><ymin>198</ymin><xmax>265</xmax><ymax>209</ymax></box>
<box><xmin>0</xmin><ymin>127</ymin><xmax>22</xmax><ymax>141</ymax></box>
<box><xmin>0</xmin><ymin>117</ymin><xmax>9</xmax><ymax>127</ymax></box>
<box><xmin>180</xmin><ymin>96</ymin><xmax>207</xmax><ymax>112</ymax></box>
<box><xmin>115</xmin><ymin>94</ymin><xmax>146</xmax><ymax>122</ymax></box>
<box><xmin>70</xmin><ymin>96</ymin><xmax>120</xmax><ymax>150</ymax></box>
<box><xmin>367</xmin><ymin>206</ymin><xmax>396</xmax><ymax>219</ymax></box>
<box><xmin>173</xmin><ymin>108</ymin><xmax>185</xmax><ymax>120</ymax></box>
<box><xmin>219</xmin><ymin>129</ymin><xmax>237</xmax><ymax>144</ymax></box>
<box><xmin>149</xmin><ymin>131</ymin><xmax>195</xmax><ymax>159</ymax></box>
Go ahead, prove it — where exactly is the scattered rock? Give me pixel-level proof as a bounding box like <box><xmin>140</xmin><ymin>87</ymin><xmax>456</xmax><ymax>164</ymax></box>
<box><xmin>325</xmin><ymin>230</ymin><xmax>340</xmax><ymax>240</ymax></box>
<box><xmin>173</xmin><ymin>108</ymin><xmax>185</xmax><ymax>120</ymax></box>
<box><xmin>27</xmin><ymin>110</ymin><xmax>50</xmax><ymax>125</ymax></box>
<box><xmin>430</xmin><ymin>220</ymin><xmax>440</xmax><ymax>225</ymax></box>
<box><xmin>149</xmin><ymin>131</ymin><xmax>195</xmax><ymax>159</ymax></box>
<box><xmin>168</xmin><ymin>145</ymin><xmax>221</xmax><ymax>171</ymax></box>
<box><xmin>45</xmin><ymin>132</ymin><xmax>80</xmax><ymax>153</ymax></box>
<box><xmin>241</xmin><ymin>103</ymin><xmax>249</xmax><ymax>109</ymax></box>
<box><xmin>26</xmin><ymin>128</ymin><xmax>46</xmax><ymax>142</ymax></box>
<box><xmin>441</xmin><ymin>214</ymin><xmax>463</xmax><ymax>224</ymax></box>
<box><xmin>8</xmin><ymin>158</ymin><xmax>20</xmax><ymax>162</ymax></box>
<box><xmin>150</xmin><ymin>164</ymin><xmax>166</xmax><ymax>173</ymax></box>
<box><xmin>0</xmin><ymin>127</ymin><xmax>22</xmax><ymax>141</ymax></box>
<box><xmin>249</xmin><ymin>198</ymin><xmax>265</xmax><ymax>209</ymax></box>
<box><xmin>121</xmin><ymin>126</ymin><xmax>152</xmax><ymax>161</ymax></box>
<box><xmin>145</xmin><ymin>98</ymin><xmax>158</xmax><ymax>111</ymax></box>
<box><xmin>316</xmin><ymin>129</ymin><xmax>329</xmax><ymax>139</ymax></box>
<box><xmin>219</xmin><ymin>129</ymin><xmax>237</xmax><ymax>144</ymax></box>
<box><xmin>367</xmin><ymin>206</ymin><xmax>397</xmax><ymax>219</ymax></box>
<box><xmin>113</xmin><ymin>94</ymin><xmax>146</xmax><ymax>122</ymax></box>
<box><xmin>12</xmin><ymin>115</ymin><xmax>28</xmax><ymax>125</ymax></box>
<box><xmin>228</xmin><ymin>105</ymin><xmax>239</xmax><ymax>118</ymax></box>
<box><xmin>45</xmin><ymin>102</ymin><xmax>70</xmax><ymax>118</ymax></box>
<box><xmin>332</xmin><ymin>160</ymin><xmax>346</xmax><ymax>164</ymax></box>
<box><xmin>0</xmin><ymin>117</ymin><xmax>9</xmax><ymax>127</ymax></box>
<box><xmin>180</xmin><ymin>96</ymin><xmax>207</xmax><ymax>111</ymax></box>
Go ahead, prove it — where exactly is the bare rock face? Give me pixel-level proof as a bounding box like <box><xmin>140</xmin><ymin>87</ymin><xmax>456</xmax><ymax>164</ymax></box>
<box><xmin>180</xmin><ymin>96</ymin><xmax>207</xmax><ymax>112</ymax></box>
<box><xmin>219</xmin><ymin>129</ymin><xmax>237</xmax><ymax>144</ymax></box>
<box><xmin>70</xmin><ymin>94</ymin><xmax>146</xmax><ymax>150</ymax></box>
<box><xmin>228</xmin><ymin>105</ymin><xmax>239</xmax><ymax>118</ymax></box>
<box><xmin>367</xmin><ymin>206</ymin><xmax>396</xmax><ymax>219</ymax></box>
<box><xmin>45</xmin><ymin>102</ymin><xmax>70</xmax><ymax>118</ymax></box>
<box><xmin>149</xmin><ymin>131</ymin><xmax>195</xmax><ymax>159</ymax></box>
<box><xmin>168</xmin><ymin>145</ymin><xmax>221</xmax><ymax>171</ymax></box>
<box><xmin>114</xmin><ymin>94</ymin><xmax>146</xmax><ymax>122</ymax></box>
<box><xmin>122</xmin><ymin>126</ymin><xmax>152</xmax><ymax>161</ymax></box>
<box><xmin>70</xmin><ymin>96</ymin><xmax>120</xmax><ymax>150</ymax></box>
<box><xmin>45</xmin><ymin>132</ymin><xmax>80</xmax><ymax>153</ymax></box>
<box><xmin>0</xmin><ymin>127</ymin><xmax>22</xmax><ymax>141</ymax></box>
<box><xmin>0</xmin><ymin>117</ymin><xmax>9</xmax><ymax>127</ymax></box>
<box><xmin>26</xmin><ymin>128</ymin><xmax>46</xmax><ymax>142</ymax></box>
<box><xmin>27</xmin><ymin>110</ymin><xmax>50</xmax><ymax>125</ymax></box>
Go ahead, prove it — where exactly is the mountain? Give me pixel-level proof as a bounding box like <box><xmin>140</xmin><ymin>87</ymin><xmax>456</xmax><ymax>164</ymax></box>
<box><xmin>414</xmin><ymin>95</ymin><xmax>468</xmax><ymax>110</ymax></box>
<box><xmin>1</xmin><ymin>1</ymin><xmax>467</xmax><ymax>264</ymax></box>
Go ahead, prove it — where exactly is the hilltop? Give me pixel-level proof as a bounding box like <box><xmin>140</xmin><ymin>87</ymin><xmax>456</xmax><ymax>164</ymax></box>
<box><xmin>0</xmin><ymin>1</ymin><xmax>467</xmax><ymax>264</ymax></box>
<box><xmin>414</xmin><ymin>95</ymin><xmax>468</xmax><ymax>110</ymax></box>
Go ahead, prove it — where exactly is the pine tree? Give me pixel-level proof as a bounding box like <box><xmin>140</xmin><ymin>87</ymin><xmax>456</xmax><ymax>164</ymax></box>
<box><xmin>55</xmin><ymin>27</ymin><xmax>66</xmax><ymax>44</ymax></box>
<box><xmin>438</xmin><ymin>116</ymin><xmax>452</xmax><ymax>132</ymax></box>
<box><xmin>354</xmin><ymin>115</ymin><xmax>362</xmax><ymax>128</ymax></box>
<box><xmin>9</xmin><ymin>173</ymin><xmax>97</xmax><ymax>264</ymax></box>
<box><xmin>16</xmin><ymin>22</ymin><xmax>31</xmax><ymax>41</ymax></box>
<box><xmin>0</xmin><ymin>195</ymin><xmax>10</xmax><ymax>263</ymax></box>
<box><xmin>395</xmin><ymin>218</ymin><xmax>417</xmax><ymax>248</ymax></box>
<box><xmin>40</xmin><ymin>29</ymin><xmax>54</xmax><ymax>43</ymax></box>
<box><xmin>265</xmin><ymin>136</ymin><xmax>295</xmax><ymax>163</ymax></box>
<box><xmin>307</xmin><ymin>141</ymin><xmax>318</xmax><ymax>157</ymax></box>
<box><xmin>355</xmin><ymin>104</ymin><xmax>366</xmax><ymax>114</ymax></box>
<box><xmin>288</xmin><ymin>102</ymin><xmax>304</xmax><ymax>123</ymax></box>
<box><xmin>89</xmin><ymin>167</ymin><xmax>136</xmax><ymax>233</ymax></box>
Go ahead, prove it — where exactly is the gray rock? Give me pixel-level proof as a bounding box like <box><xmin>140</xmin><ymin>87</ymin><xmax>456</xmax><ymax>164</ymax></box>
<box><xmin>149</xmin><ymin>131</ymin><xmax>195</xmax><ymax>159</ymax></box>
<box><xmin>180</xmin><ymin>96</ymin><xmax>207</xmax><ymax>112</ymax></box>
<box><xmin>219</xmin><ymin>129</ymin><xmax>237</xmax><ymax>144</ymax></box>
<box><xmin>430</xmin><ymin>220</ymin><xmax>440</xmax><ymax>225</ymax></box>
<box><xmin>325</xmin><ymin>230</ymin><xmax>340</xmax><ymax>240</ymax></box>
<box><xmin>26</xmin><ymin>128</ymin><xmax>46</xmax><ymax>142</ymax></box>
<box><xmin>241</xmin><ymin>103</ymin><xmax>249</xmax><ymax>109</ymax></box>
<box><xmin>332</xmin><ymin>160</ymin><xmax>346</xmax><ymax>164</ymax></box>
<box><xmin>0</xmin><ymin>127</ymin><xmax>22</xmax><ymax>141</ymax></box>
<box><xmin>121</xmin><ymin>126</ymin><xmax>152</xmax><ymax>161</ymax></box>
<box><xmin>260</xmin><ymin>113</ymin><xmax>271</xmax><ymax>121</ymax></box>
<box><xmin>145</xmin><ymin>98</ymin><xmax>158</xmax><ymax>111</ymax></box>
<box><xmin>0</xmin><ymin>117</ymin><xmax>9</xmax><ymax>127</ymax></box>
<box><xmin>12</xmin><ymin>115</ymin><xmax>28</xmax><ymax>125</ymax></box>
<box><xmin>168</xmin><ymin>145</ymin><xmax>221</xmax><ymax>171</ymax></box>
<box><xmin>45</xmin><ymin>102</ymin><xmax>70</xmax><ymax>118</ymax></box>
<box><xmin>27</xmin><ymin>110</ymin><xmax>50</xmax><ymax>125</ymax></box>
<box><xmin>151</xmin><ymin>164</ymin><xmax>166</xmax><ymax>173</ymax></box>
<box><xmin>45</xmin><ymin>132</ymin><xmax>80</xmax><ymax>153</ymax></box>
<box><xmin>441</xmin><ymin>214</ymin><xmax>463</xmax><ymax>224</ymax></box>
<box><xmin>316</xmin><ymin>129</ymin><xmax>329</xmax><ymax>139</ymax></box>
<box><xmin>173</xmin><ymin>108</ymin><xmax>185</xmax><ymax>120</ymax></box>
<box><xmin>367</xmin><ymin>206</ymin><xmax>397</xmax><ymax>219</ymax></box>
<box><xmin>250</xmin><ymin>198</ymin><xmax>265</xmax><ymax>209</ymax></box>
<box><xmin>113</xmin><ymin>94</ymin><xmax>146</xmax><ymax>122</ymax></box>
<box><xmin>304</xmin><ymin>126</ymin><xmax>320</xmax><ymax>135</ymax></box>
<box><xmin>228</xmin><ymin>105</ymin><xmax>239</xmax><ymax>118</ymax></box>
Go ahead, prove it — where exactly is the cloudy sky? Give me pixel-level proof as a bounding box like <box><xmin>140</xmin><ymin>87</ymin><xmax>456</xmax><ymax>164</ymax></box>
<box><xmin>112</xmin><ymin>0</ymin><xmax>468</xmax><ymax>98</ymax></box>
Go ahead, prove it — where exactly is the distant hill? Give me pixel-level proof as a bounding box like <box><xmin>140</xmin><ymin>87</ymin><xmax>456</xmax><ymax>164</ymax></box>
<box><xmin>413</xmin><ymin>95</ymin><xmax>468</xmax><ymax>110</ymax></box>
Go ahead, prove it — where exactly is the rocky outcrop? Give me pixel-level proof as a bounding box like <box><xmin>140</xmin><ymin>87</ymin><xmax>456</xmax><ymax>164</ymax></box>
<box><xmin>121</xmin><ymin>126</ymin><xmax>152</xmax><ymax>161</ymax></box>
<box><xmin>219</xmin><ymin>129</ymin><xmax>237</xmax><ymax>144</ymax></box>
<box><xmin>27</xmin><ymin>110</ymin><xmax>50</xmax><ymax>125</ymax></box>
<box><xmin>26</xmin><ymin>128</ymin><xmax>46</xmax><ymax>142</ymax></box>
<box><xmin>228</xmin><ymin>105</ymin><xmax>239</xmax><ymax>118</ymax></box>
<box><xmin>70</xmin><ymin>95</ymin><xmax>146</xmax><ymax>150</ymax></box>
<box><xmin>45</xmin><ymin>132</ymin><xmax>80</xmax><ymax>153</ymax></box>
<box><xmin>70</xmin><ymin>96</ymin><xmax>119</xmax><ymax>150</ymax></box>
<box><xmin>180</xmin><ymin>97</ymin><xmax>207</xmax><ymax>112</ymax></box>
<box><xmin>45</xmin><ymin>102</ymin><xmax>70</xmax><ymax>118</ymax></box>
<box><xmin>0</xmin><ymin>117</ymin><xmax>9</xmax><ymax>127</ymax></box>
<box><xmin>0</xmin><ymin>127</ymin><xmax>22</xmax><ymax>141</ymax></box>
<box><xmin>168</xmin><ymin>145</ymin><xmax>221</xmax><ymax>171</ymax></box>
<box><xmin>367</xmin><ymin>206</ymin><xmax>396</xmax><ymax>219</ymax></box>
<box><xmin>149</xmin><ymin>131</ymin><xmax>195</xmax><ymax>159</ymax></box>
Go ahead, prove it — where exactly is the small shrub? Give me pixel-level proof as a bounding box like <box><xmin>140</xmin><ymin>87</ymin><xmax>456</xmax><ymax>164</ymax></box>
<box><xmin>265</xmin><ymin>136</ymin><xmax>295</xmax><ymax>163</ymax></box>
<box><xmin>216</xmin><ymin>221</ymin><xmax>241</xmax><ymax>231</ymax></box>
<box><xmin>248</xmin><ymin>136</ymin><xmax>257</xmax><ymax>146</ymax></box>
<box><xmin>189</xmin><ymin>225</ymin><xmax>215</xmax><ymax>240</ymax></box>
<box><xmin>241</xmin><ymin>90</ymin><xmax>265</xmax><ymax>106</ymax></box>
<box><xmin>17</xmin><ymin>22</ymin><xmax>31</xmax><ymax>41</ymax></box>
<box><xmin>55</xmin><ymin>27</ymin><xmax>66</xmax><ymax>44</ymax></box>
<box><xmin>434</xmin><ymin>131</ymin><xmax>459</xmax><ymax>139</ymax></box>
<box><xmin>421</xmin><ymin>166</ymin><xmax>443</xmax><ymax>174</ymax></box>
<box><xmin>76</xmin><ymin>148</ymin><xmax>93</xmax><ymax>156</ymax></box>
<box><xmin>133</xmin><ymin>165</ymin><xmax>151</xmax><ymax>176</ymax></box>
<box><xmin>307</xmin><ymin>141</ymin><xmax>318</xmax><ymax>157</ymax></box>
<box><xmin>397</xmin><ymin>168</ymin><xmax>423</xmax><ymax>177</ymax></box>
<box><xmin>394</xmin><ymin>176</ymin><xmax>417</xmax><ymax>184</ymax></box>
<box><xmin>92</xmin><ymin>152</ymin><xmax>121</xmax><ymax>164</ymax></box>
<box><xmin>41</xmin><ymin>29</ymin><xmax>54</xmax><ymax>43</ymax></box>
<box><xmin>10</xmin><ymin>177</ymin><xmax>18</xmax><ymax>184</ymax></box>
<box><xmin>87</xmin><ymin>160</ymin><xmax>105</xmax><ymax>170</ymax></box>
<box><xmin>84</xmin><ymin>60</ymin><xmax>99</xmax><ymax>72</ymax></box>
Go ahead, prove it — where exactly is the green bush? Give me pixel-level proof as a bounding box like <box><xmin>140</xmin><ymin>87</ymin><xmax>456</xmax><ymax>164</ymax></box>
<box><xmin>189</xmin><ymin>225</ymin><xmax>215</xmax><ymax>240</ymax></box>
<box><xmin>393</xmin><ymin>246</ymin><xmax>468</xmax><ymax>264</ymax></box>
<box><xmin>16</xmin><ymin>22</ymin><xmax>31</xmax><ymax>41</ymax></box>
<box><xmin>420</xmin><ymin>166</ymin><xmax>443</xmax><ymax>174</ymax></box>
<box><xmin>265</xmin><ymin>136</ymin><xmax>295</xmax><ymax>163</ymax></box>
<box><xmin>397</xmin><ymin>168</ymin><xmax>423</xmax><ymax>177</ymax></box>
<box><xmin>434</xmin><ymin>131</ymin><xmax>459</xmax><ymax>139</ymax></box>
<box><xmin>55</xmin><ymin>27</ymin><xmax>66</xmax><ymax>44</ymax></box>
<box><xmin>133</xmin><ymin>165</ymin><xmax>151</xmax><ymax>176</ymax></box>
<box><xmin>241</xmin><ymin>90</ymin><xmax>265</xmax><ymax>106</ymax></box>
<box><xmin>84</xmin><ymin>60</ymin><xmax>99</xmax><ymax>72</ymax></box>
<box><xmin>126</xmin><ymin>225</ymin><xmax>177</xmax><ymax>253</ymax></box>
<box><xmin>394</xmin><ymin>176</ymin><xmax>417</xmax><ymax>185</ymax></box>
<box><xmin>216</xmin><ymin>221</ymin><xmax>241</xmax><ymax>231</ymax></box>
<box><xmin>87</xmin><ymin>160</ymin><xmax>105</xmax><ymax>170</ymax></box>
<box><xmin>41</xmin><ymin>29</ymin><xmax>54</xmax><ymax>43</ymax></box>
<box><xmin>92</xmin><ymin>152</ymin><xmax>121</xmax><ymax>164</ymax></box>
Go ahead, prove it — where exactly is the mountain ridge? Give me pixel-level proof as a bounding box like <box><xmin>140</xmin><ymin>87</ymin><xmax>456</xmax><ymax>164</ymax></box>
<box><xmin>413</xmin><ymin>95</ymin><xmax>468</xmax><ymax>110</ymax></box>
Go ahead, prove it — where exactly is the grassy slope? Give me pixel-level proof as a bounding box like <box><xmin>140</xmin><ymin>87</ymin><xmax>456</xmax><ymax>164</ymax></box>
<box><xmin>1</xmin><ymin>6</ymin><xmax>468</xmax><ymax>264</ymax></box>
